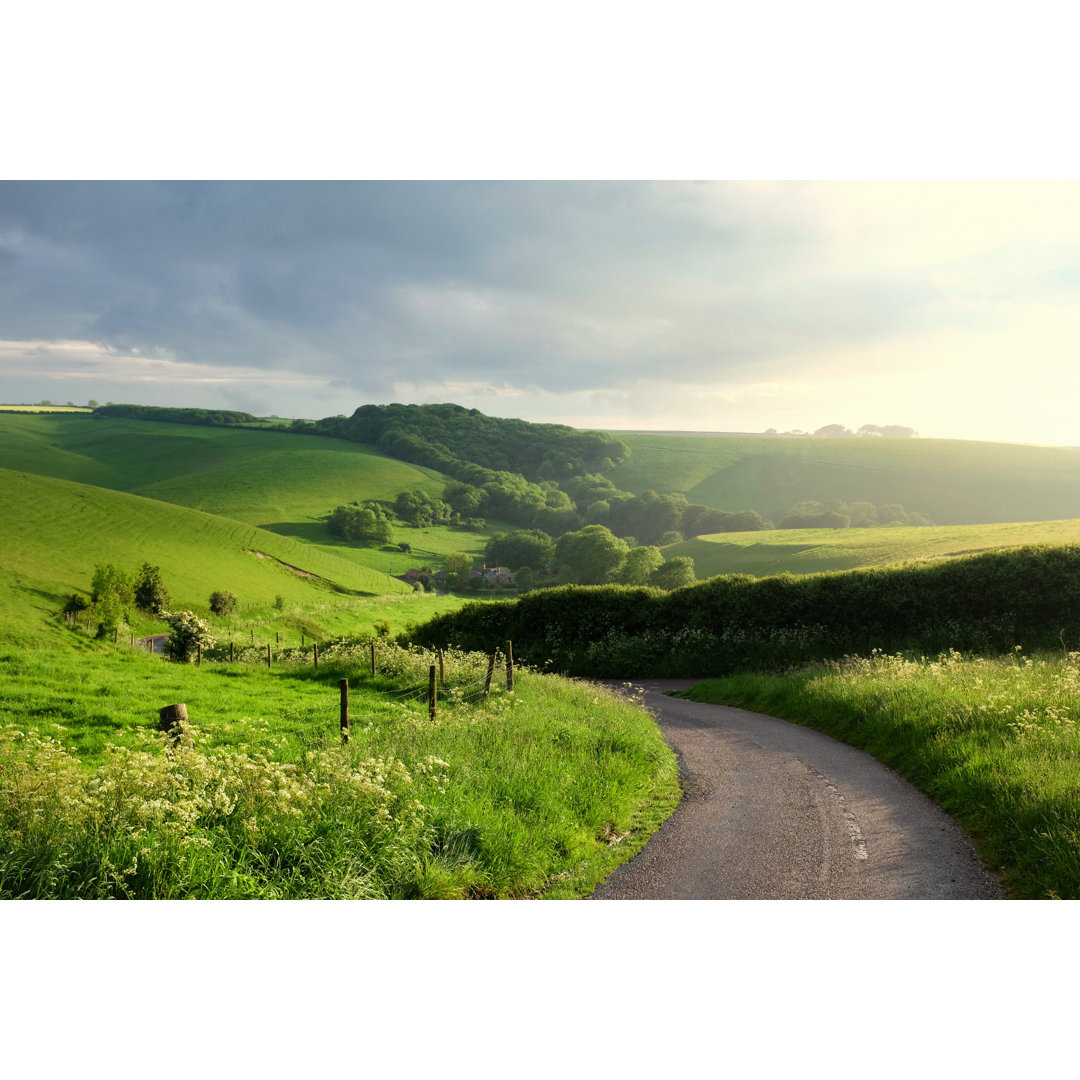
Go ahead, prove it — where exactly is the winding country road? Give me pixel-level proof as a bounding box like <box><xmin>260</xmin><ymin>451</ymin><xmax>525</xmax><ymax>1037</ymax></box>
<box><xmin>591</xmin><ymin>680</ymin><xmax>1004</xmax><ymax>900</ymax></box>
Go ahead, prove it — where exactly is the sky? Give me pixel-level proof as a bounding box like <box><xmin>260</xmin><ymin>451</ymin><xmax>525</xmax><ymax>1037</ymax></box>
<box><xmin>3</xmin><ymin>179</ymin><xmax>1080</xmax><ymax>446</ymax></box>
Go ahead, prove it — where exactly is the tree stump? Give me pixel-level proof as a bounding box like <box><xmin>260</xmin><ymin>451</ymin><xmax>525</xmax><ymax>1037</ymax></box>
<box><xmin>158</xmin><ymin>703</ymin><xmax>188</xmax><ymax>740</ymax></box>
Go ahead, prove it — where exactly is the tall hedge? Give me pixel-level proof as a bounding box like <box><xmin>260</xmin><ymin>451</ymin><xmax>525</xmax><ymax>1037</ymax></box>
<box><xmin>407</xmin><ymin>545</ymin><xmax>1080</xmax><ymax>677</ymax></box>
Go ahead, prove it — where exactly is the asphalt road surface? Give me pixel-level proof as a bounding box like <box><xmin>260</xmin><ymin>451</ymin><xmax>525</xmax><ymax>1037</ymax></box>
<box><xmin>591</xmin><ymin>680</ymin><xmax>1004</xmax><ymax>900</ymax></box>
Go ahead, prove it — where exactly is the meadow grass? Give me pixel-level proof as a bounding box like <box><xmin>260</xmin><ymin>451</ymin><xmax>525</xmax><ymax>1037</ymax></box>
<box><xmin>680</xmin><ymin>647</ymin><xmax>1080</xmax><ymax>899</ymax></box>
<box><xmin>665</xmin><ymin>519</ymin><xmax>1080</xmax><ymax>579</ymax></box>
<box><xmin>0</xmin><ymin>640</ymin><xmax>678</xmax><ymax>898</ymax></box>
<box><xmin>609</xmin><ymin>432</ymin><xmax>1080</xmax><ymax>526</ymax></box>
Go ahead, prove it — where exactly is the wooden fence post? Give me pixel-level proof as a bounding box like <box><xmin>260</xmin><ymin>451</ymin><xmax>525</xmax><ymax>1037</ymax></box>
<box><xmin>438</xmin><ymin>648</ymin><xmax>445</xmax><ymax>685</ymax></box>
<box><xmin>197</xmin><ymin>643</ymin><xmax>202</xmax><ymax>665</ymax></box>
<box><xmin>505</xmin><ymin>640</ymin><xmax>514</xmax><ymax>691</ymax></box>
<box><xmin>276</xmin><ymin>631</ymin><xmax>280</xmax><ymax>645</ymax></box>
<box><xmin>302</xmin><ymin>632</ymin><xmax>305</xmax><ymax>646</ymax></box>
<box><xmin>340</xmin><ymin>678</ymin><xmax>349</xmax><ymax>744</ymax></box>
<box><xmin>484</xmin><ymin>651</ymin><xmax>496</xmax><ymax>697</ymax></box>
<box><xmin>250</xmin><ymin>629</ymin><xmax>254</xmax><ymax>645</ymax></box>
<box><xmin>313</xmin><ymin>642</ymin><xmax>318</xmax><ymax>669</ymax></box>
<box><xmin>230</xmin><ymin>640</ymin><xmax>234</xmax><ymax>663</ymax></box>
<box><xmin>114</xmin><ymin>627</ymin><xmax>118</xmax><ymax>643</ymax></box>
<box><xmin>370</xmin><ymin>640</ymin><xmax>376</xmax><ymax>677</ymax></box>
<box><xmin>429</xmin><ymin>664</ymin><xmax>437</xmax><ymax>721</ymax></box>
<box><xmin>266</xmin><ymin>643</ymin><xmax>272</xmax><ymax>670</ymax></box>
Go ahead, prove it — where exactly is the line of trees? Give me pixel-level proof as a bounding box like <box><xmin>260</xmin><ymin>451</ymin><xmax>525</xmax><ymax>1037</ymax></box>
<box><xmin>778</xmin><ymin>500</ymin><xmax>933</xmax><ymax>529</ymax></box>
<box><xmin>482</xmin><ymin>525</ymin><xmax>696</xmax><ymax>590</ymax></box>
<box><xmin>93</xmin><ymin>404</ymin><xmax>257</xmax><ymax>426</ymax></box>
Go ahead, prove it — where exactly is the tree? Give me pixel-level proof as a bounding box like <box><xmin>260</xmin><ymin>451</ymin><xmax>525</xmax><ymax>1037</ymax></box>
<box><xmin>327</xmin><ymin>503</ymin><xmax>393</xmax><ymax>544</ymax></box>
<box><xmin>484</xmin><ymin>529</ymin><xmax>554</xmax><ymax>571</ymax></box>
<box><xmin>134</xmin><ymin>563</ymin><xmax>169</xmax><ymax>614</ymax></box>
<box><xmin>617</xmin><ymin>545</ymin><xmax>663</xmax><ymax>585</ymax></box>
<box><xmin>648</xmin><ymin>556</ymin><xmax>696</xmax><ymax>590</ymax></box>
<box><xmin>209</xmin><ymin>589</ymin><xmax>240</xmax><ymax>616</ymax></box>
<box><xmin>514</xmin><ymin>566</ymin><xmax>537</xmax><ymax>593</ymax></box>
<box><xmin>90</xmin><ymin>564</ymin><xmax>134</xmax><ymax>636</ymax></box>
<box><xmin>813</xmin><ymin>424</ymin><xmax>854</xmax><ymax>438</ymax></box>
<box><xmin>554</xmin><ymin>525</ymin><xmax>629</xmax><ymax>585</ymax></box>
<box><xmin>442</xmin><ymin>552</ymin><xmax>473</xmax><ymax>588</ymax></box>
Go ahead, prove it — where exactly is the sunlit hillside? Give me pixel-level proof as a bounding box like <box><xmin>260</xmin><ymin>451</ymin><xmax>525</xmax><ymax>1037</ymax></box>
<box><xmin>609</xmin><ymin>433</ymin><xmax>1080</xmax><ymax>526</ymax></box>
<box><xmin>666</xmin><ymin>518</ymin><xmax>1080</xmax><ymax>579</ymax></box>
<box><xmin>0</xmin><ymin>466</ymin><xmax>412</xmax><ymax>643</ymax></box>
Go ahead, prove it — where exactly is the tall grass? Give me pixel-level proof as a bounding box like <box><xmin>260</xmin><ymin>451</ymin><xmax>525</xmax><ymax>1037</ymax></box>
<box><xmin>0</xmin><ymin>642</ymin><xmax>678</xmax><ymax>898</ymax></box>
<box><xmin>681</xmin><ymin>647</ymin><xmax>1080</xmax><ymax>899</ymax></box>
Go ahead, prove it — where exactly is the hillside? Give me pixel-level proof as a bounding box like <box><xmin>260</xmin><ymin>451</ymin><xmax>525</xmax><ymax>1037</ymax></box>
<box><xmin>608</xmin><ymin>433</ymin><xmax>1080</xmax><ymax>526</ymax></box>
<box><xmin>0</xmin><ymin>412</ymin><xmax>511</xmax><ymax>578</ymax></box>
<box><xmin>0</xmin><ymin>466</ymin><xmax>411</xmax><ymax>643</ymax></box>
<box><xmin>0</xmin><ymin>412</ymin><xmax>446</xmax><ymax>523</ymax></box>
<box><xmin>665</xmin><ymin>518</ymin><xmax>1080</xmax><ymax>578</ymax></box>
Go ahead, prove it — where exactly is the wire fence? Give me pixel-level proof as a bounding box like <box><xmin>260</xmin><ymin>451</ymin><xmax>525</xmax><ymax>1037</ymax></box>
<box><xmin>153</xmin><ymin>638</ymin><xmax>518</xmax><ymax>751</ymax></box>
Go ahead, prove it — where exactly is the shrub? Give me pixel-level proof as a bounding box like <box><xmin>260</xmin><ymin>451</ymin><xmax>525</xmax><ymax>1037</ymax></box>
<box><xmin>163</xmin><ymin>610</ymin><xmax>216</xmax><ymax>663</ymax></box>
<box><xmin>89</xmin><ymin>564</ymin><xmax>134</xmax><ymax>636</ymax></box>
<box><xmin>209</xmin><ymin>590</ymin><xmax>240</xmax><ymax>616</ymax></box>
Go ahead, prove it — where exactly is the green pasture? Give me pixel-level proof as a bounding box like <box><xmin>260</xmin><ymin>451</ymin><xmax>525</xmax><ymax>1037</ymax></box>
<box><xmin>0</xmin><ymin>412</ymin><xmax>443</xmax><ymax>519</ymax></box>
<box><xmin>0</xmin><ymin>641</ymin><xmax>678</xmax><ymax>898</ymax></box>
<box><xmin>666</xmin><ymin>518</ymin><xmax>1080</xmax><ymax>579</ymax></box>
<box><xmin>0</xmin><ymin>466</ymin><xmax>421</xmax><ymax>641</ymax></box>
<box><xmin>609</xmin><ymin>432</ymin><xmax>1080</xmax><ymax>526</ymax></box>
<box><xmin>0</xmin><ymin>412</ymin><xmax>505</xmax><ymax>573</ymax></box>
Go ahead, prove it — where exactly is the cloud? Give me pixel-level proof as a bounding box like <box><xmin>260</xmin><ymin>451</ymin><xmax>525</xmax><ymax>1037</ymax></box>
<box><xmin>3</xmin><ymin>181</ymin><xmax>1080</xmax><ymax>441</ymax></box>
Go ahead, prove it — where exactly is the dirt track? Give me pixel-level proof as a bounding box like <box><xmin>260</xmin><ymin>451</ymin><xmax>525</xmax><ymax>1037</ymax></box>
<box><xmin>591</xmin><ymin>680</ymin><xmax>1004</xmax><ymax>900</ymax></box>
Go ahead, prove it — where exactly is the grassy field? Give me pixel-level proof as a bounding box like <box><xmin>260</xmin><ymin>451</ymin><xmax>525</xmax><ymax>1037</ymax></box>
<box><xmin>609</xmin><ymin>432</ymin><xmax>1080</xmax><ymax>526</ymax></box>
<box><xmin>665</xmin><ymin>518</ymin><xmax>1080</xmax><ymax>578</ymax></box>
<box><xmin>680</xmin><ymin>647</ymin><xmax>1080</xmax><ymax>899</ymax></box>
<box><xmin>0</xmin><ymin>405</ymin><xmax>93</xmax><ymax>413</ymax></box>
<box><xmin>0</xmin><ymin>411</ymin><xmax>509</xmax><ymax>575</ymax></box>
<box><xmin>0</xmin><ymin>640</ymin><xmax>679</xmax><ymax>898</ymax></box>
<box><xmin>0</xmin><ymin>465</ymin><xmax>430</xmax><ymax>644</ymax></box>
<box><xmin>0</xmin><ymin>412</ymin><xmax>443</xmax><ymax>521</ymax></box>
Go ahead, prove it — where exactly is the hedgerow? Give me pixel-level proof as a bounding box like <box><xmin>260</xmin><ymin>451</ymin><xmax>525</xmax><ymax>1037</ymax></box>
<box><xmin>408</xmin><ymin>545</ymin><xmax>1080</xmax><ymax>677</ymax></box>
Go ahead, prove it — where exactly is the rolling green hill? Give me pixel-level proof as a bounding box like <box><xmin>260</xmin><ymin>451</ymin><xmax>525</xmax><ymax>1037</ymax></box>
<box><xmin>0</xmin><ymin>412</ymin><xmax>511</xmax><ymax>578</ymax></box>
<box><xmin>666</xmin><ymin>518</ymin><xmax>1080</xmax><ymax>578</ymax></box>
<box><xmin>608</xmin><ymin>433</ymin><xmax>1080</xmax><ymax>526</ymax></box>
<box><xmin>0</xmin><ymin>466</ymin><xmax>412</xmax><ymax>643</ymax></box>
<box><xmin>0</xmin><ymin>412</ymin><xmax>445</xmax><ymax>522</ymax></box>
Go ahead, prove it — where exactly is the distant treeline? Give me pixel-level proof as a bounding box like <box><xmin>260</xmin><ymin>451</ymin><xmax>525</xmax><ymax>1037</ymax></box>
<box><xmin>778</xmin><ymin>500</ymin><xmax>932</xmax><ymax>529</ymax></box>
<box><xmin>307</xmin><ymin>403</ymin><xmax>778</xmax><ymax>543</ymax></box>
<box><xmin>408</xmin><ymin>545</ymin><xmax>1080</xmax><ymax>678</ymax></box>
<box><xmin>93</xmin><ymin>404</ymin><xmax>257</xmax><ymax>426</ymax></box>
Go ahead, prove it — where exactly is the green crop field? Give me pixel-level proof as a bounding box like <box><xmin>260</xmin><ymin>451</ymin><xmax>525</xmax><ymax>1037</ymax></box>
<box><xmin>666</xmin><ymin>518</ymin><xmax>1080</xmax><ymax>579</ymax></box>
<box><xmin>608</xmin><ymin>432</ymin><xmax>1080</xmax><ymax>526</ymax></box>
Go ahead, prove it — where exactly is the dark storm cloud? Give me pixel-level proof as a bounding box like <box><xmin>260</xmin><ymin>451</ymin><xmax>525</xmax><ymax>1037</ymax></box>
<box><xmin>0</xmin><ymin>180</ymin><xmax>948</xmax><ymax>400</ymax></box>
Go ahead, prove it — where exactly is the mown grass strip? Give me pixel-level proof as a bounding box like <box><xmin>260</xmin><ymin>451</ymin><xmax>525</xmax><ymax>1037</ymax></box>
<box><xmin>679</xmin><ymin>648</ymin><xmax>1080</xmax><ymax>899</ymax></box>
